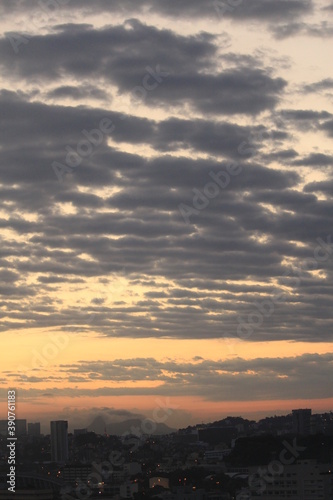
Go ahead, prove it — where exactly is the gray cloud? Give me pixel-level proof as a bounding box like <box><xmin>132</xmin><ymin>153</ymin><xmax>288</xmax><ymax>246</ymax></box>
<box><xmin>0</xmin><ymin>22</ymin><xmax>286</xmax><ymax>116</ymax></box>
<box><xmin>292</xmin><ymin>153</ymin><xmax>333</xmax><ymax>167</ymax></box>
<box><xmin>147</xmin><ymin>0</ymin><xmax>312</xmax><ymax>21</ymax></box>
<box><xmin>278</xmin><ymin>109</ymin><xmax>333</xmax><ymax>134</ymax></box>
<box><xmin>304</xmin><ymin>78</ymin><xmax>333</xmax><ymax>93</ymax></box>
<box><xmin>0</xmin><ymin>21</ymin><xmax>216</xmax><ymax>82</ymax></box>
<box><xmin>0</xmin><ymin>14</ymin><xmax>332</xmax><ymax>348</ymax></box>
<box><xmin>0</xmin><ymin>0</ymin><xmax>313</xmax><ymax>22</ymax></box>
<box><xmin>5</xmin><ymin>353</ymin><xmax>333</xmax><ymax>402</ymax></box>
<box><xmin>271</xmin><ymin>20</ymin><xmax>333</xmax><ymax>39</ymax></box>
<box><xmin>321</xmin><ymin>119</ymin><xmax>333</xmax><ymax>137</ymax></box>
<box><xmin>304</xmin><ymin>179</ymin><xmax>333</xmax><ymax>196</ymax></box>
<box><xmin>47</xmin><ymin>84</ymin><xmax>109</xmax><ymax>101</ymax></box>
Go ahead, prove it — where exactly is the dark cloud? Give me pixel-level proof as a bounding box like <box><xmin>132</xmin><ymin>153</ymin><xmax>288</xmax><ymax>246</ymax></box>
<box><xmin>0</xmin><ymin>12</ymin><xmax>331</xmax><ymax>349</ymax></box>
<box><xmin>37</xmin><ymin>276</ymin><xmax>85</xmax><ymax>284</ymax></box>
<box><xmin>91</xmin><ymin>298</ymin><xmax>106</xmax><ymax>305</ymax></box>
<box><xmin>303</xmin><ymin>78</ymin><xmax>333</xmax><ymax>93</ymax></box>
<box><xmin>281</xmin><ymin>109</ymin><xmax>332</xmax><ymax>121</ymax></box>
<box><xmin>304</xmin><ymin>179</ymin><xmax>333</xmax><ymax>196</ymax></box>
<box><xmin>0</xmin><ymin>21</ymin><xmax>216</xmax><ymax>82</ymax></box>
<box><xmin>0</xmin><ymin>0</ymin><xmax>313</xmax><ymax>22</ymax></box>
<box><xmin>305</xmin><ymin>21</ymin><xmax>333</xmax><ymax>37</ymax></box>
<box><xmin>292</xmin><ymin>153</ymin><xmax>333</xmax><ymax>167</ymax></box>
<box><xmin>148</xmin><ymin>0</ymin><xmax>312</xmax><ymax>21</ymax></box>
<box><xmin>47</xmin><ymin>84</ymin><xmax>109</xmax><ymax>101</ymax></box>
<box><xmin>279</xmin><ymin>109</ymin><xmax>332</xmax><ymax>133</ymax></box>
<box><xmin>0</xmin><ymin>270</ymin><xmax>19</xmax><ymax>283</ymax></box>
<box><xmin>270</xmin><ymin>22</ymin><xmax>305</xmax><ymax>39</ymax></box>
<box><xmin>150</xmin><ymin>68</ymin><xmax>286</xmax><ymax>116</ymax></box>
<box><xmin>320</xmin><ymin>119</ymin><xmax>333</xmax><ymax>137</ymax></box>
<box><xmin>271</xmin><ymin>21</ymin><xmax>333</xmax><ymax>39</ymax></box>
<box><xmin>152</xmin><ymin>119</ymin><xmax>263</xmax><ymax>156</ymax></box>
<box><xmin>0</xmin><ymin>87</ymin><xmax>332</xmax><ymax>343</ymax></box>
<box><xmin>0</xmin><ymin>22</ymin><xmax>286</xmax><ymax>116</ymax></box>
<box><xmin>262</xmin><ymin>149</ymin><xmax>298</xmax><ymax>162</ymax></box>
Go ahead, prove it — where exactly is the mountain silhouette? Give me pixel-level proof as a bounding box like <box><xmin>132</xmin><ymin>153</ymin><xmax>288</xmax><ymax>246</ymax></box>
<box><xmin>87</xmin><ymin>416</ymin><xmax>176</xmax><ymax>435</ymax></box>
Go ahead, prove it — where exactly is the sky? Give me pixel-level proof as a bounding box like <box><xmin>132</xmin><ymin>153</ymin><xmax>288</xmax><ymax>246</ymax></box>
<box><xmin>0</xmin><ymin>0</ymin><xmax>332</xmax><ymax>434</ymax></box>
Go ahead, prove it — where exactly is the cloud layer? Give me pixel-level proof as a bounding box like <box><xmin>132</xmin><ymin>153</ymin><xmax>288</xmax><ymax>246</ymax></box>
<box><xmin>0</xmin><ymin>10</ymin><xmax>332</xmax><ymax>346</ymax></box>
<box><xmin>4</xmin><ymin>353</ymin><xmax>333</xmax><ymax>402</ymax></box>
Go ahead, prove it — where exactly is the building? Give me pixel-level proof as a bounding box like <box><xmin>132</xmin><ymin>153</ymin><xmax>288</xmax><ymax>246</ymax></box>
<box><xmin>0</xmin><ymin>420</ymin><xmax>7</xmax><ymax>436</ymax></box>
<box><xmin>16</xmin><ymin>419</ymin><xmax>27</xmax><ymax>436</ymax></box>
<box><xmin>248</xmin><ymin>460</ymin><xmax>333</xmax><ymax>499</ymax></box>
<box><xmin>28</xmin><ymin>422</ymin><xmax>41</xmax><ymax>437</ymax></box>
<box><xmin>50</xmin><ymin>420</ymin><xmax>68</xmax><ymax>463</ymax></box>
<box><xmin>206</xmin><ymin>493</ymin><xmax>231</xmax><ymax>500</ymax></box>
<box><xmin>120</xmin><ymin>480</ymin><xmax>139</xmax><ymax>498</ymax></box>
<box><xmin>198</xmin><ymin>427</ymin><xmax>238</xmax><ymax>445</ymax></box>
<box><xmin>292</xmin><ymin>409</ymin><xmax>312</xmax><ymax>435</ymax></box>
<box><xmin>204</xmin><ymin>450</ymin><xmax>231</xmax><ymax>463</ymax></box>
<box><xmin>149</xmin><ymin>477</ymin><xmax>170</xmax><ymax>489</ymax></box>
<box><xmin>124</xmin><ymin>462</ymin><xmax>142</xmax><ymax>476</ymax></box>
<box><xmin>0</xmin><ymin>419</ymin><xmax>26</xmax><ymax>436</ymax></box>
<box><xmin>174</xmin><ymin>486</ymin><xmax>205</xmax><ymax>500</ymax></box>
<box><xmin>74</xmin><ymin>428</ymin><xmax>87</xmax><ymax>437</ymax></box>
<box><xmin>0</xmin><ymin>491</ymin><xmax>53</xmax><ymax>500</ymax></box>
<box><xmin>60</xmin><ymin>464</ymin><xmax>92</xmax><ymax>483</ymax></box>
<box><xmin>0</xmin><ymin>472</ymin><xmax>63</xmax><ymax>498</ymax></box>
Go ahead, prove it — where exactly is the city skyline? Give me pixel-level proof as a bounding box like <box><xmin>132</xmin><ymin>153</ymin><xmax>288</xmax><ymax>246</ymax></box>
<box><xmin>1</xmin><ymin>411</ymin><xmax>332</xmax><ymax>498</ymax></box>
<box><xmin>1</xmin><ymin>407</ymin><xmax>332</xmax><ymax>436</ymax></box>
<box><xmin>0</xmin><ymin>0</ymin><xmax>333</xmax><ymax>427</ymax></box>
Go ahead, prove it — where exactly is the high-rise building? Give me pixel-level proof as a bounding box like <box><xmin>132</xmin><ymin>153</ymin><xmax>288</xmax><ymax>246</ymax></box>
<box><xmin>0</xmin><ymin>419</ymin><xmax>26</xmax><ymax>436</ymax></box>
<box><xmin>292</xmin><ymin>409</ymin><xmax>312</xmax><ymax>435</ymax></box>
<box><xmin>0</xmin><ymin>420</ymin><xmax>7</xmax><ymax>436</ymax></box>
<box><xmin>50</xmin><ymin>420</ymin><xmax>68</xmax><ymax>463</ymax></box>
<box><xmin>28</xmin><ymin>422</ymin><xmax>41</xmax><ymax>437</ymax></box>
<box><xmin>16</xmin><ymin>419</ymin><xmax>27</xmax><ymax>436</ymax></box>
